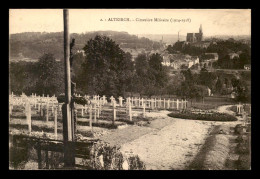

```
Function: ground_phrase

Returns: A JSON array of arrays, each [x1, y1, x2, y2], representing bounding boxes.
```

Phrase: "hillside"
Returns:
[[10, 31, 164, 60]]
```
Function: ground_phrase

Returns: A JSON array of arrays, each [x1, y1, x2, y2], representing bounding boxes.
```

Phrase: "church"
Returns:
[[185, 25, 210, 49], [186, 24, 203, 43]]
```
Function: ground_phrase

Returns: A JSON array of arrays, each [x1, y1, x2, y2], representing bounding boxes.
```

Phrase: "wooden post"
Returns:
[[164, 98, 166, 109], [151, 99, 154, 110], [97, 103, 100, 119], [176, 99, 179, 110], [51, 105, 54, 116], [167, 99, 170, 109], [129, 103, 132, 121], [40, 102, 43, 117], [89, 105, 93, 131], [81, 108, 84, 117], [113, 103, 116, 124], [94, 103, 97, 123], [37, 143, 42, 169], [26, 102, 32, 134], [46, 102, 49, 122], [63, 9, 75, 167], [63, 9, 72, 141], [54, 107, 57, 140], [45, 151, 49, 169], [34, 98, 37, 108], [143, 103, 146, 118], [38, 102, 40, 112], [99, 104, 102, 117]]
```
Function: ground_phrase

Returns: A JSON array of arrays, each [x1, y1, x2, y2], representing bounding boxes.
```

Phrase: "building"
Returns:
[[185, 25, 211, 49], [186, 24, 203, 43], [161, 53, 200, 69], [191, 41, 211, 48], [204, 53, 219, 61]]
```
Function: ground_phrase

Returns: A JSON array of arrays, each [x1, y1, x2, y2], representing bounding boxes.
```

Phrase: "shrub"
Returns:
[[234, 124, 245, 135], [236, 142, 250, 154], [237, 154, 251, 170], [236, 135, 248, 143], [117, 119, 134, 125], [77, 121, 118, 129], [9, 146, 29, 169], [168, 111, 237, 122], [84, 141, 146, 170]]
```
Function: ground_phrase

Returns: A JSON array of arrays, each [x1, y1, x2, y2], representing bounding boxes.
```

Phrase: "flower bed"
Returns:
[[168, 111, 237, 122], [77, 120, 118, 129]]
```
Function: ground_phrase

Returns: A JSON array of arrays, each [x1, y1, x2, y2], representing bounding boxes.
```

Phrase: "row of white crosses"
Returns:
[[125, 97, 188, 110], [74, 94, 188, 110], [75, 95, 188, 126], [22, 97, 59, 139]]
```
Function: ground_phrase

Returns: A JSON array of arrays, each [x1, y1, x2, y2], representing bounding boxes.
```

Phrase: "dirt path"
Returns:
[[118, 111, 214, 170], [117, 105, 243, 170]]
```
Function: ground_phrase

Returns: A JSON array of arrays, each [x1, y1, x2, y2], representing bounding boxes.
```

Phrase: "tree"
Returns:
[[134, 54, 150, 96], [35, 53, 64, 96], [215, 77, 223, 94], [80, 35, 134, 98], [148, 53, 169, 93], [198, 68, 217, 90], [231, 78, 250, 103]]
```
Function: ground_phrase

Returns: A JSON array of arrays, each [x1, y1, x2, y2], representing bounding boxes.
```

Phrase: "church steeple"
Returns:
[[199, 24, 203, 34]]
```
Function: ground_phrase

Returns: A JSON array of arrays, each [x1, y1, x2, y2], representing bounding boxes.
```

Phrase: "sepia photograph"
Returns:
[[9, 9, 251, 170]]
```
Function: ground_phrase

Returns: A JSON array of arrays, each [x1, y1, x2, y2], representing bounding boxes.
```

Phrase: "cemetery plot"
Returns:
[[9, 93, 250, 170]]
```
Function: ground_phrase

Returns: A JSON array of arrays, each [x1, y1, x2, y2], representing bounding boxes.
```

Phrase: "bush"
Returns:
[[9, 146, 29, 169], [234, 124, 245, 135], [236, 142, 250, 154], [236, 135, 248, 143], [237, 154, 251, 170], [83, 141, 146, 170], [168, 111, 237, 121], [77, 121, 118, 129]]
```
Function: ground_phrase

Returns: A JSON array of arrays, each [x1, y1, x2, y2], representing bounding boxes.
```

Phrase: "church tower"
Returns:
[[199, 24, 203, 34], [199, 24, 203, 41]]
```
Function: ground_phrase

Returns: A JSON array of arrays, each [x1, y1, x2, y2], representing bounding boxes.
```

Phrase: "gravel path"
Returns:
[[117, 105, 244, 170], [119, 114, 213, 170]]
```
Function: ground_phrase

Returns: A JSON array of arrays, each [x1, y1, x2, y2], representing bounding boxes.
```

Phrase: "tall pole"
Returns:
[[63, 9, 75, 168], [63, 9, 72, 141]]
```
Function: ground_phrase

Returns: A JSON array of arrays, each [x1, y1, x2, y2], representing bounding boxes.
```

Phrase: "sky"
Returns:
[[9, 9, 251, 36]]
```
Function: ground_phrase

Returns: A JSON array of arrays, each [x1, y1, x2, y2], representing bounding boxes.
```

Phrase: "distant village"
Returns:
[[116, 25, 251, 71]]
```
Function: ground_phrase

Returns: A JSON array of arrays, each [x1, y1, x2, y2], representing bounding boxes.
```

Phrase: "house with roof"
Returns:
[[204, 53, 219, 61]]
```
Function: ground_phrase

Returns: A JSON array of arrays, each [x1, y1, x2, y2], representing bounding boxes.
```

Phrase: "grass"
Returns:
[[168, 111, 237, 122]]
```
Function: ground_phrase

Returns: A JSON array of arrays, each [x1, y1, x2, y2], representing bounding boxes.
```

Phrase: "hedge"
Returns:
[[168, 111, 237, 122]]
